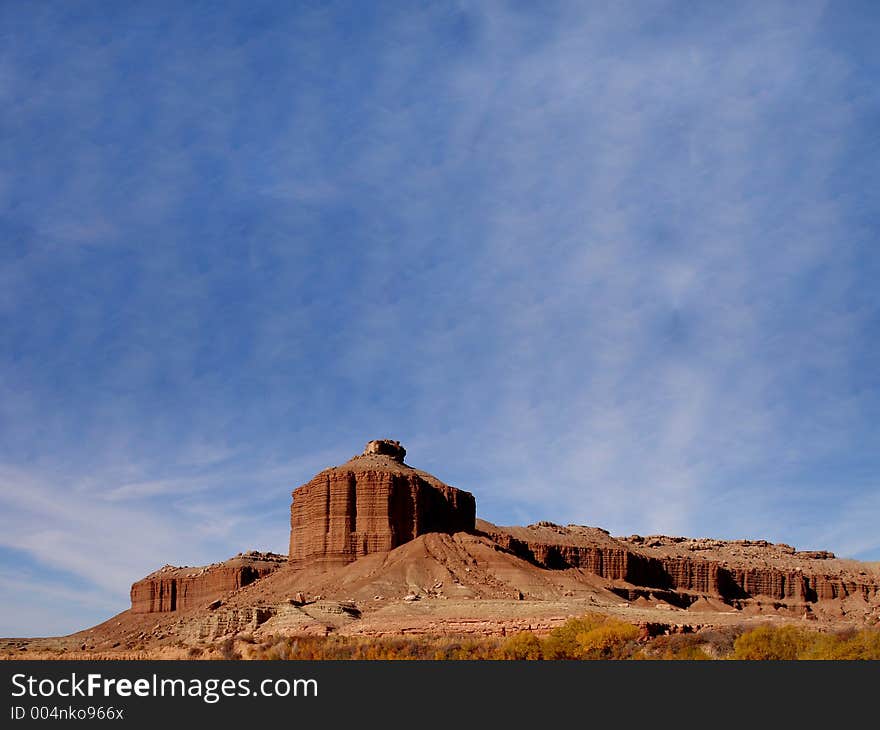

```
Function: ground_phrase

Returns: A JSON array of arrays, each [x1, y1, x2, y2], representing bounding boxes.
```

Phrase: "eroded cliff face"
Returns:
[[289, 441, 476, 566], [126, 440, 877, 624], [478, 521, 880, 606], [130, 553, 285, 613]]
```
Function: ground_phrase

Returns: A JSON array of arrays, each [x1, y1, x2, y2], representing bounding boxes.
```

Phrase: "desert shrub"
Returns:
[[661, 643, 711, 660], [733, 626, 812, 660], [542, 615, 604, 659], [436, 639, 500, 660], [576, 619, 641, 659], [694, 626, 746, 659], [247, 634, 503, 661], [734, 624, 880, 661], [640, 633, 711, 660], [800, 628, 880, 660], [259, 639, 294, 660], [216, 636, 241, 660], [231, 622, 880, 661], [542, 614, 640, 660], [500, 631, 543, 660]]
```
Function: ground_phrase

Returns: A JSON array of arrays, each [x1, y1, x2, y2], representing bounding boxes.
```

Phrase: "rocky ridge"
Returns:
[[479, 521, 879, 607], [6, 439, 877, 656], [130, 552, 286, 613]]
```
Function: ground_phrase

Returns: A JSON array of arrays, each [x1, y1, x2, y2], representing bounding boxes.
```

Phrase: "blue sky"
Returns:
[[1, 1, 879, 636]]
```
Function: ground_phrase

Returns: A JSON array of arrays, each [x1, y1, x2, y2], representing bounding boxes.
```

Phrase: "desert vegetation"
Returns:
[[235, 615, 880, 661], [730, 624, 880, 660], [5, 616, 879, 660]]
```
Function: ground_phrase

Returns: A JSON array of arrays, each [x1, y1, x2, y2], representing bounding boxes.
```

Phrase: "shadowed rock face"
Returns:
[[288, 441, 476, 567], [478, 521, 880, 606]]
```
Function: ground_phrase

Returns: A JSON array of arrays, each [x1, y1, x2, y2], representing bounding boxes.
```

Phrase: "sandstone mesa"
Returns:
[[4, 440, 879, 655]]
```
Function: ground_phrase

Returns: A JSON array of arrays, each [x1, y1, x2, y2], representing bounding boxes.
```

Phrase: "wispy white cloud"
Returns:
[[0, 1, 877, 637], [321, 0, 876, 555]]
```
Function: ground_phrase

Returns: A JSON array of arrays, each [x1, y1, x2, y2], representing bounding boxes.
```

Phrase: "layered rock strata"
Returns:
[[289, 440, 476, 566], [130, 552, 285, 613], [478, 521, 880, 605], [128, 441, 876, 622]]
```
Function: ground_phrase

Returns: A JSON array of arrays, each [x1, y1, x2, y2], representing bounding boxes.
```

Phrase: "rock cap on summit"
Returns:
[[363, 439, 406, 462]]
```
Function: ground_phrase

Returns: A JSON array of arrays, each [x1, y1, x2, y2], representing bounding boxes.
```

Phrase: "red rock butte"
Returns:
[[288, 439, 476, 567], [50, 436, 874, 653]]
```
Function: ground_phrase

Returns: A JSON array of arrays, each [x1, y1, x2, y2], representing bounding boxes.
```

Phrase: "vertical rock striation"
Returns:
[[479, 521, 880, 605], [289, 440, 476, 566], [130, 553, 285, 613]]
